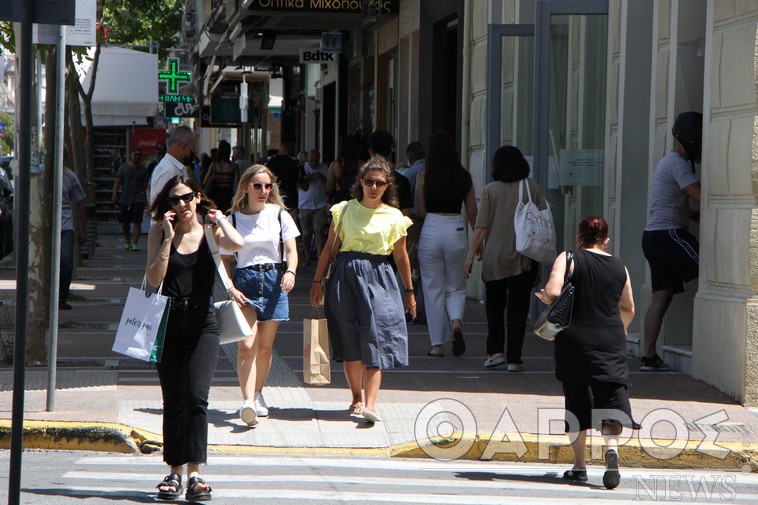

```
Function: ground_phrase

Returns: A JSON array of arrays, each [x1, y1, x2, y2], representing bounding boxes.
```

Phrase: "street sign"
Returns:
[[4, 0, 76, 25], [33, 0, 97, 47], [299, 49, 338, 64], [159, 95, 195, 104]]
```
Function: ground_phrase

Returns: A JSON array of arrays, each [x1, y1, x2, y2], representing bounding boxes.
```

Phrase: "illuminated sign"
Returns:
[[243, 0, 398, 15], [159, 95, 195, 104], [158, 58, 192, 95]]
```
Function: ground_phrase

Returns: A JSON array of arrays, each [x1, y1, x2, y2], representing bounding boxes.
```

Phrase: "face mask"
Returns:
[[183, 146, 196, 166]]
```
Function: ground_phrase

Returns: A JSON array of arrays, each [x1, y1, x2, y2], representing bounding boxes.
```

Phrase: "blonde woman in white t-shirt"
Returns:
[[221, 165, 300, 427]]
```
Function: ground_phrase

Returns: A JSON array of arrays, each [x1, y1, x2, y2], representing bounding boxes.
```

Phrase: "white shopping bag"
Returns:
[[514, 179, 556, 263], [112, 284, 171, 363]]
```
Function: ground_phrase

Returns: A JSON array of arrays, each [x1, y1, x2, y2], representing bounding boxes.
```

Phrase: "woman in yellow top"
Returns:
[[310, 157, 415, 424]]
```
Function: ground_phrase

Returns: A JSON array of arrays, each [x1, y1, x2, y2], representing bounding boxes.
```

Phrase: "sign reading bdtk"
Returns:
[[300, 49, 338, 64]]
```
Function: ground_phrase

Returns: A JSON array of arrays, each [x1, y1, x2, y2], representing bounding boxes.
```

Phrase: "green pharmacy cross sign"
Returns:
[[158, 58, 191, 95]]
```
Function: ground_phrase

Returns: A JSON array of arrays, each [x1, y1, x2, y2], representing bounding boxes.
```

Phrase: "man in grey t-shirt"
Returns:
[[640, 112, 702, 371], [112, 148, 148, 251], [61, 153, 87, 310]]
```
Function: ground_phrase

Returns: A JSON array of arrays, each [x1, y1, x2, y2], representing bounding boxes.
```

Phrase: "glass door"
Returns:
[[534, 0, 609, 250]]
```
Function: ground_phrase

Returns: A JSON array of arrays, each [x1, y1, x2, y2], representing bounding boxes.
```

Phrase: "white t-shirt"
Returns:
[[645, 152, 699, 231], [220, 203, 300, 266], [297, 162, 328, 210]]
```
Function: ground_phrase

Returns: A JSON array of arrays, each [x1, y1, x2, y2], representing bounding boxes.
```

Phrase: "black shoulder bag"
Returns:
[[534, 250, 575, 341]]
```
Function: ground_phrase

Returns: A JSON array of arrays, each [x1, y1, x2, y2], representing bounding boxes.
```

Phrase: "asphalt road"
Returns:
[[2, 450, 758, 504]]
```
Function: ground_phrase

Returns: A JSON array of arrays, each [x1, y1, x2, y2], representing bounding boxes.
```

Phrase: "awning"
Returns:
[[79, 46, 158, 127]]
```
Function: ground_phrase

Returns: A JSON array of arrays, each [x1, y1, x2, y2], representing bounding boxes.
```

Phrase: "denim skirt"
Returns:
[[233, 266, 289, 322], [324, 251, 409, 369]]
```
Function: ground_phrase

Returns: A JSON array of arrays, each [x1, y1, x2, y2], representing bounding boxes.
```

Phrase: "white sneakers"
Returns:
[[240, 392, 269, 426], [254, 391, 269, 417], [240, 400, 258, 427]]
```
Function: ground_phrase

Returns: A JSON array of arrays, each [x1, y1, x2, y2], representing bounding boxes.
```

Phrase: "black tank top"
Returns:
[[163, 233, 215, 299]]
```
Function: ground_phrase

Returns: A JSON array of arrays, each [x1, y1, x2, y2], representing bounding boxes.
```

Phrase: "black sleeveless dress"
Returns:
[[554, 249, 629, 385]]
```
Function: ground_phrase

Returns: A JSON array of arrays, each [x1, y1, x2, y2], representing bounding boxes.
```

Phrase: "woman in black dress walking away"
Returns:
[[536, 216, 637, 489]]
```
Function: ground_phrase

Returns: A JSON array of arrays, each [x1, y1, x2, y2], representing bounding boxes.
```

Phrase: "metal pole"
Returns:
[[47, 27, 66, 412], [9, 4, 34, 504]]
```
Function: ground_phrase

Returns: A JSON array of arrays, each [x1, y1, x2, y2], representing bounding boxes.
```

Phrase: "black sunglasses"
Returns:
[[251, 182, 274, 191], [362, 177, 388, 189], [167, 192, 196, 206]]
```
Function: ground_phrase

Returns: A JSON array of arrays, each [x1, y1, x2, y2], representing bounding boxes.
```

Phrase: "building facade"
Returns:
[[189, 0, 758, 404]]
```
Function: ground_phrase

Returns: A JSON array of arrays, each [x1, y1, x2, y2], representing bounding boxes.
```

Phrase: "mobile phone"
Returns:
[[198, 203, 210, 215], [171, 215, 178, 229]]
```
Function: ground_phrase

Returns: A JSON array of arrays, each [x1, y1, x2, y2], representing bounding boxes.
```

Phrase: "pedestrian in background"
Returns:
[[112, 148, 148, 251], [536, 216, 636, 489], [464, 146, 544, 371], [641, 111, 702, 371], [146, 175, 243, 502], [417, 131, 477, 357], [149, 125, 196, 206], [298, 149, 328, 265], [203, 139, 239, 212], [221, 165, 300, 427], [60, 147, 87, 310], [232, 144, 250, 174], [310, 157, 415, 424], [396, 140, 427, 324], [266, 134, 300, 223], [326, 134, 360, 205]]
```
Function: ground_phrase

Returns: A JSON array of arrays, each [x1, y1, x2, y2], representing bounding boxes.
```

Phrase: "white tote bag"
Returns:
[[204, 225, 255, 344], [112, 281, 171, 363], [514, 179, 556, 264]]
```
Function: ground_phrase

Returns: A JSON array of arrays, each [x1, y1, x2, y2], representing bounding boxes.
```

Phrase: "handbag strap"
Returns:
[[204, 224, 234, 293], [324, 203, 349, 271], [564, 250, 574, 285], [519, 179, 534, 205]]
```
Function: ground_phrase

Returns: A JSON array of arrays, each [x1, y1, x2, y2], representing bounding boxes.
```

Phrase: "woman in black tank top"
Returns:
[[146, 175, 243, 501], [536, 216, 637, 489]]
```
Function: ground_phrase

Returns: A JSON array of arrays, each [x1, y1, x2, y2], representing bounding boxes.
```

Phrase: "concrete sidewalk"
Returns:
[[1, 235, 757, 471]]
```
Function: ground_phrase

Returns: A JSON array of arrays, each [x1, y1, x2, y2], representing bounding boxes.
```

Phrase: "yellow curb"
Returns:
[[390, 433, 758, 470], [0, 420, 158, 454]]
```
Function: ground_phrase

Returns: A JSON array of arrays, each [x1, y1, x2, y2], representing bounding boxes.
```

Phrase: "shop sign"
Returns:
[[158, 58, 192, 95], [159, 95, 195, 104], [299, 49, 338, 64], [129, 128, 167, 155], [243, 0, 398, 15]]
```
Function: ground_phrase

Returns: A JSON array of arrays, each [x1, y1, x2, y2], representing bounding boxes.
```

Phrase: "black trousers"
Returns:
[[485, 265, 538, 363], [156, 300, 219, 467]]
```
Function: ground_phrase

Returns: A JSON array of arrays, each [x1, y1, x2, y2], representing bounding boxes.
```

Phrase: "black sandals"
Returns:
[[562, 469, 588, 483], [185, 475, 213, 502], [156, 473, 182, 500]]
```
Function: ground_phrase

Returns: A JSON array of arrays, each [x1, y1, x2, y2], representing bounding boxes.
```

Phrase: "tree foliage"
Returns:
[[102, 0, 183, 60], [0, 112, 14, 156]]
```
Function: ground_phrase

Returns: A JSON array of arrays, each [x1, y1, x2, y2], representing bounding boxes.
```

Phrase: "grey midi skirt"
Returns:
[[324, 251, 409, 369]]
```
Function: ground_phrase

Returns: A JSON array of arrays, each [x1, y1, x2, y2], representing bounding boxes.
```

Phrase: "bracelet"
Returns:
[[285, 269, 296, 276], [159, 253, 170, 260], [313, 280, 321, 284], [405, 287, 414, 293], [215, 215, 228, 223]]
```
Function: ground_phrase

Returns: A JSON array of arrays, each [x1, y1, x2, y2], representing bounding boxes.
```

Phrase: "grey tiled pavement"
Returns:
[[2, 234, 758, 469]]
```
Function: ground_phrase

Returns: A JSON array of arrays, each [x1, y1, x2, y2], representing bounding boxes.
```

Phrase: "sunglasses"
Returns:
[[167, 192, 196, 206], [362, 177, 388, 189], [251, 182, 274, 191]]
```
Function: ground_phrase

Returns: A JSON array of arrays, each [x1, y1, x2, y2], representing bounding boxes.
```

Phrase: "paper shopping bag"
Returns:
[[112, 286, 171, 363], [303, 317, 331, 385]]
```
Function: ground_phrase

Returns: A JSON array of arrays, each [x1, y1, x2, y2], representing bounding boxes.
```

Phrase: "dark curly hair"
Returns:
[[351, 156, 399, 208], [578, 216, 609, 248], [147, 175, 217, 221], [492, 145, 530, 182]]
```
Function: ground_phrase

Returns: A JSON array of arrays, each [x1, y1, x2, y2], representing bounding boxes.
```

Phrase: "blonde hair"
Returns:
[[230, 164, 286, 213]]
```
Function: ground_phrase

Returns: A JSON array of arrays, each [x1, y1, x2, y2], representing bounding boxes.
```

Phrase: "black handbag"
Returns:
[[534, 251, 575, 341]]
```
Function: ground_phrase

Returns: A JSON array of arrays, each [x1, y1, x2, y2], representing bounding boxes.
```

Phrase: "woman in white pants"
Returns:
[[416, 131, 477, 357]]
